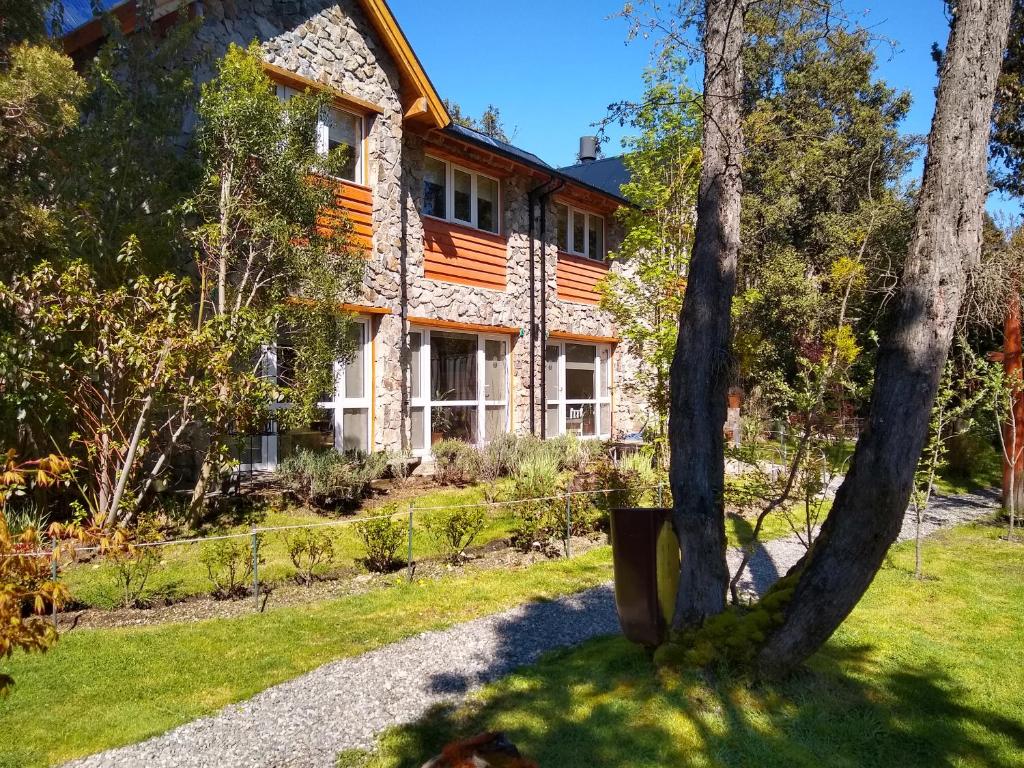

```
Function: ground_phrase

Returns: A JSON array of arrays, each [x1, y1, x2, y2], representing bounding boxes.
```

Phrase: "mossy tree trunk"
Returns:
[[756, 0, 1014, 678]]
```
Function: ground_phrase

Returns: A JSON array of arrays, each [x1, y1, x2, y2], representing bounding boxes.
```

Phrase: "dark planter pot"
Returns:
[[609, 507, 680, 648]]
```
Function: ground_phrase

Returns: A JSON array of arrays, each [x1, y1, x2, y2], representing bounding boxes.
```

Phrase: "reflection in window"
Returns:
[[572, 210, 585, 256], [555, 203, 569, 252], [545, 342, 613, 439], [432, 405, 476, 444], [588, 215, 604, 261], [485, 339, 506, 401], [430, 332, 477, 401], [423, 156, 447, 218], [453, 168, 473, 223], [477, 175, 499, 233]]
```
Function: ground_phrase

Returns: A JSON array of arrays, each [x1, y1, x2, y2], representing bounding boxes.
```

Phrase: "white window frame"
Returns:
[[276, 84, 365, 185], [544, 341, 613, 439], [243, 318, 373, 470], [555, 202, 605, 261], [409, 327, 511, 456], [422, 154, 501, 235]]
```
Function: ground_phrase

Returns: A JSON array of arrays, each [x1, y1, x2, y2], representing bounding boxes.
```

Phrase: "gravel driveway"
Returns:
[[64, 490, 998, 768]]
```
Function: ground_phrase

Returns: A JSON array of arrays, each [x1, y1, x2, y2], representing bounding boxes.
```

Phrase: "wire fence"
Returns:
[[10, 483, 669, 618]]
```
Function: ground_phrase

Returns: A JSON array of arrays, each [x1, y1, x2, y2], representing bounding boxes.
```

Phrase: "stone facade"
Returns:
[[192, 0, 651, 455]]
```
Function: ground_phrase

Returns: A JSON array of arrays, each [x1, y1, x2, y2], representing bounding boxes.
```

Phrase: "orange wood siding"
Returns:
[[319, 181, 373, 252], [557, 252, 610, 304], [423, 217, 507, 290]]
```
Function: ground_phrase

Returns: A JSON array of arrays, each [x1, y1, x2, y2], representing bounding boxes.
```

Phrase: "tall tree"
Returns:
[[757, 0, 1014, 677], [668, 0, 746, 630]]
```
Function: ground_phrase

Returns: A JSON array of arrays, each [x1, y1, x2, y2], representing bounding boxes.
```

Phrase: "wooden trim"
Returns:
[[262, 62, 385, 115], [409, 317, 520, 335], [404, 96, 429, 120], [358, 0, 449, 128], [549, 330, 621, 344], [423, 145, 514, 179], [342, 303, 392, 316]]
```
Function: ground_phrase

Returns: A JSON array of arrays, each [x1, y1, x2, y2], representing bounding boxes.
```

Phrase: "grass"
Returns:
[[61, 483, 514, 609], [357, 525, 1024, 768], [0, 548, 614, 768]]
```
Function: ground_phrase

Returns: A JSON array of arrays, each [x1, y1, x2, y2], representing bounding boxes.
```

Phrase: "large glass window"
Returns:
[[247, 318, 374, 469], [276, 84, 364, 184], [409, 328, 510, 452], [422, 155, 501, 234], [544, 341, 613, 438], [554, 202, 606, 261]]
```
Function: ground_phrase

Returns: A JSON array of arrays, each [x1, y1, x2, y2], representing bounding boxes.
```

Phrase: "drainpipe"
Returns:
[[527, 189, 537, 435], [537, 180, 564, 440]]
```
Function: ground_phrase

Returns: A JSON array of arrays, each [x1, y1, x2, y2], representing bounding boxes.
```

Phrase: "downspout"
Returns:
[[527, 189, 537, 435], [536, 179, 564, 440]]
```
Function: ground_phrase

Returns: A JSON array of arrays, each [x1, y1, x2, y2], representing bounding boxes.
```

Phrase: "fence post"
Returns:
[[407, 502, 414, 583], [656, 482, 664, 507], [565, 494, 572, 559], [251, 529, 260, 612], [50, 537, 58, 627]]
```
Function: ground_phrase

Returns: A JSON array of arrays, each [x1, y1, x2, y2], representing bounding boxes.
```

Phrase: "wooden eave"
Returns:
[[262, 62, 385, 115], [357, 0, 450, 129], [549, 330, 621, 344], [409, 316, 520, 335]]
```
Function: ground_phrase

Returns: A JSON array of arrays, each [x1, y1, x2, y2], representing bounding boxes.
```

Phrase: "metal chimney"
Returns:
[[578, 135, 599, 163]]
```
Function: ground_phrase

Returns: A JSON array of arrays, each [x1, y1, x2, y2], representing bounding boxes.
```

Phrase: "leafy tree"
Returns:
[[183, 42, 363, 512], [600, 75, 701, 439], [736, 8, 916, 417], [992, 0, 1024, 196]]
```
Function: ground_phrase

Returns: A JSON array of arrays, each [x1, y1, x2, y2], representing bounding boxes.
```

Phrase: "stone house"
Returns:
[[64, 0, 651, 466]]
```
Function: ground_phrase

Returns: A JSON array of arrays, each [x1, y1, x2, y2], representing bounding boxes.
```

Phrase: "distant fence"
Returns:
[[10, 484, 668, 618]]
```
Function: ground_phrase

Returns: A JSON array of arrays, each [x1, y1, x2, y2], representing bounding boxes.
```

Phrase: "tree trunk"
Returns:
[[668, 0, 745, 630], [756, 0, 1013, 678]]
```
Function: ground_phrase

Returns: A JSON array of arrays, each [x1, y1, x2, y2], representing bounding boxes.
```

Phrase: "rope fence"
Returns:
[[7, 483, 670, 616]]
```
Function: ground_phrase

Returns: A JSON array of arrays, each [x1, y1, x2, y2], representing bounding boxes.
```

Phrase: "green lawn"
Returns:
[[0, 548, 613, 768], [62, 483, 515, 609], [358, 525, 1024, 768]]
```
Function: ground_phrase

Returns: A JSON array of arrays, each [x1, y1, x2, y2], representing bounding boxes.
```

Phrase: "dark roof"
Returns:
[[443, 124, 630, 205], [557, 156, 630, 201], [444, 124, 552, 170], [54, 0, 127, 36]]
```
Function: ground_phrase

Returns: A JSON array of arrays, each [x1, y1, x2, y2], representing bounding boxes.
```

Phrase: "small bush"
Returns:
[[432, 439, 481, 485], [200, 537, 261, 599], [425, 505, 487, 563], [595, 449, 658, 509], [108, 517, 164, 608], [507, 452, 563, 551], [354, 505, 405, 572], [284, 528, 336, 585], [479, 433, 521, 481], [278, 449, 390, 509]]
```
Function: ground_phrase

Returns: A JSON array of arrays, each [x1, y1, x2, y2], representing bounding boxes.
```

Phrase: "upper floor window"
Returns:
[[276, 84, 364, 185], [555, 203, 605, 261], [422, 155, 501, 234]]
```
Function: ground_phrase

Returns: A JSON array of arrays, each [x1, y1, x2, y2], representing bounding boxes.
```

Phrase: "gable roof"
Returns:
[[58, 0, 450, 129], [557, 156, 630, 201]]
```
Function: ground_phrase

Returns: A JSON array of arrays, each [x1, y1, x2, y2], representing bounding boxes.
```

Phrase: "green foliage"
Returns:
[[284, 528, 336, 585], [424, 506, 487, 563], [277, 449, 388, 509], [354, 506, 405, 572], [991, 0, 1024, 196], [442, 98, 510, 142], [600, 74, 701, 433], [107, 517, 164, 609], [200, 538, 260, 599], [736, 6, 916, 417], [431, 439, 481, 486], [507, 452, 564, 550]]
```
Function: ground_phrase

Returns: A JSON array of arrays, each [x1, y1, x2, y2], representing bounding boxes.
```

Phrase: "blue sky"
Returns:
[[389, 0, 1020, 219]]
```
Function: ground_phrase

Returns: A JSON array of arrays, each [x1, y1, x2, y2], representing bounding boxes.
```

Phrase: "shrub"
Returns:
[[278, 449, 389, 509], [479, 433, 521, 481], [595, 449, 658, 510], [200, 537, 261, 598], [432, 439, 481, 486], [425, 505, 487, 563], [284, 528, 336, 585], [354, 505, 406, 572], [507, 452, 563, 551], [107, 517, 164, 608]]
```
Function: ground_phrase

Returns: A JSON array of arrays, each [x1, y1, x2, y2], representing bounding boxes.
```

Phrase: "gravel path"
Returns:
[[65, 490, 998, 768]]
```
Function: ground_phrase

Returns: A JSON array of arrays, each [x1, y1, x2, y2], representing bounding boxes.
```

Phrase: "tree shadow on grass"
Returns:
[[368, 637, 1024, 768]]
